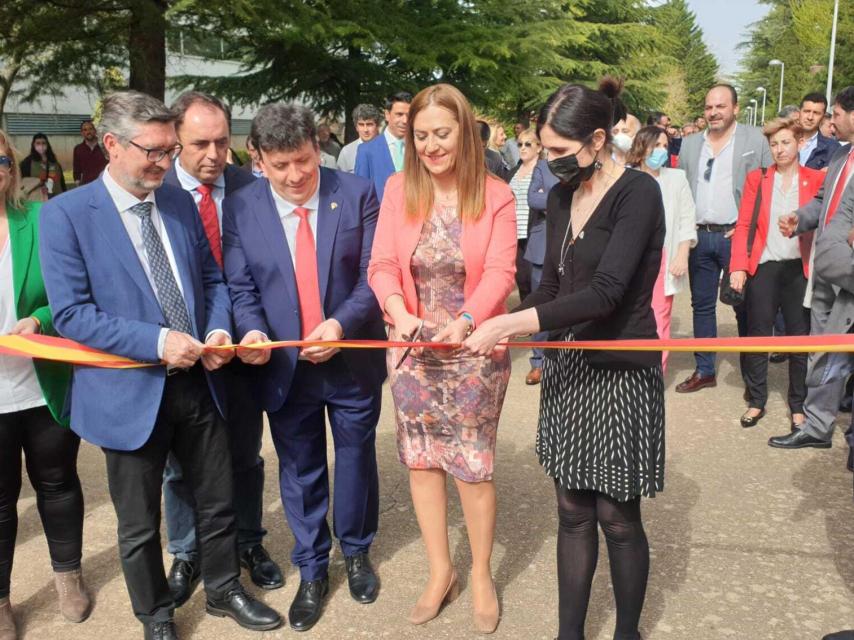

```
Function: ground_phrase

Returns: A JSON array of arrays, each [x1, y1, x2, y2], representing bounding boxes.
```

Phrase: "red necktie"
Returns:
[[293, 207, 323, 338], [196, 184, 223, 268], [825, 149, 854, 226]]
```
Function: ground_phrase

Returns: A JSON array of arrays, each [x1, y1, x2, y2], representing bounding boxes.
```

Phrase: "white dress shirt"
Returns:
[[799, 132, 819, 166], [761, 171, 801, 264], [102, 168, 189, 358], [0, 242, 45, 414], [270, 176, 321, 267], [695, 125, 739, 225], [174, 156, 226, 230]]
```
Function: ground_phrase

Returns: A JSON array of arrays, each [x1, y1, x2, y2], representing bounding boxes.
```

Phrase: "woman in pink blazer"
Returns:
[[368, 84, 516, 634]]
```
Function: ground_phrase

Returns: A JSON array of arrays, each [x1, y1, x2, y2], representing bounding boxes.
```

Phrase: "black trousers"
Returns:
[[743, 259, 809, 413], [0, 405, 83, 598], [516, 238, 532, 302], [103, 367, 239, 624]]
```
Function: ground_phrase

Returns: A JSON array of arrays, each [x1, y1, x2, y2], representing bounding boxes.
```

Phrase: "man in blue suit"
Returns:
[[39, 91, 281, 640], [354, 90, 411, 201], [160, 91, 283, 604], [223, 103, 386, 632], [800, 92, 841, 171]]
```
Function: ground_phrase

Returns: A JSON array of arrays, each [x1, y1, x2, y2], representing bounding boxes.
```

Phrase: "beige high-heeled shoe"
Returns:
[[472, 580, 499, 634], [54, 569, 92, 623], [408, 571, 460, 625]]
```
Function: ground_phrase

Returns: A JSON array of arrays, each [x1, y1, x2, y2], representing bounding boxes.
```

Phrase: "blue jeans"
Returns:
[[688, 229, 748, 377], [529, 263, 549, 369], [163, 363, 266, 561]]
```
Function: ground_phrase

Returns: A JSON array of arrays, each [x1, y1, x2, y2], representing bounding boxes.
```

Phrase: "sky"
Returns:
[[686, 0, 772, 79]]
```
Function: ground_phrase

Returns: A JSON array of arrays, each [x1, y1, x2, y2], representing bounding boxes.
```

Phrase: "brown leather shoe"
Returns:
[[675, 371, 717, 393], [0, 597, 16, 640], [525, 368, 542, 385], [54, 569, 92, 623]]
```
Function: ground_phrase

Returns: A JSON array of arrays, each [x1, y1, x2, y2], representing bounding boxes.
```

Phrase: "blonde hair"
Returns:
[[403, 84, 486, 222], [763, 115, 805, 141], [0, 129, 24, 210]]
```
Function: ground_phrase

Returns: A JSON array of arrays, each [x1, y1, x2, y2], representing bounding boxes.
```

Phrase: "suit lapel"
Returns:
[[8, 210, 32, 315], [316, 168, 341, 307], [156, 190, 198, 333], [89, 181, 161, 311], [732, 126, 747, 175], [255, 182, 299, 312]]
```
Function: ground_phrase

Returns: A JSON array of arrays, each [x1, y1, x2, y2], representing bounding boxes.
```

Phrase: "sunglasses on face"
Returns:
[[0, 156, 12, 169], [703, 157, 714, 181], [520, 141, 537, 148]]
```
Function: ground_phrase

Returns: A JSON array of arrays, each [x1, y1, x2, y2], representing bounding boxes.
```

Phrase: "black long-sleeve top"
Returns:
[[515, 169, 665, 369]]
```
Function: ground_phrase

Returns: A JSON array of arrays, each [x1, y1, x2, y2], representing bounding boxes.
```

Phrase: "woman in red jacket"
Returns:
[[729, 116, 825, 429]]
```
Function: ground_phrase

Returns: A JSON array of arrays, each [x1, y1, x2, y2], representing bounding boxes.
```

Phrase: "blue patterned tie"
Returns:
[[129, 202, 193, 335]]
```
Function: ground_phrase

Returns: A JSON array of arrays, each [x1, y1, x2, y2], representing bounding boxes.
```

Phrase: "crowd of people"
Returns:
[[0, 72, 853, 640]]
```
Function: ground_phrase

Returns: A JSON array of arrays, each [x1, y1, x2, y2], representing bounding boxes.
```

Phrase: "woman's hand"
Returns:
[[669, 253, 689, 278], [9, 317, 39, 335], [392, 312, 424, 342], [462, 315, 512, 357], [430, 317, 471, 358], [729, 270, 747, 294]]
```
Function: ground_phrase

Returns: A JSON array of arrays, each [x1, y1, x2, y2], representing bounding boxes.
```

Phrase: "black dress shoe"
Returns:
[[144, 621, 178, 640], [240, 544, 284, 590], [289, 577, 329, 632], [346, 553, 379, 604], [206, 584, 283, 631], [768, 428, 832, 449], [167, 559, 200, 608], [740, 409, 766, 428], [822, 632, 854, 639], [769, 352, 788, 364], [848, 448, 853, 473]]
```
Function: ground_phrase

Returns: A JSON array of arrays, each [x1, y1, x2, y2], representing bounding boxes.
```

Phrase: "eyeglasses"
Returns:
[[703, 157, 714, 182], [520, 141, 537, 148], [0, 156, 11, 170], [127, 139, 183, 163]]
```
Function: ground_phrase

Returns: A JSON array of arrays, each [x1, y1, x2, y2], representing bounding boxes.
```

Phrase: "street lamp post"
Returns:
[[745, 105, 754, 126], [769, 59, 785, 112], [827, 0, 840, 105], [756, 87, 767, 125], [749, 99, 758, 126]]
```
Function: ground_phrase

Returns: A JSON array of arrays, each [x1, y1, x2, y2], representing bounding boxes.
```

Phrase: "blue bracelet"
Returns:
[[460, 312, 475, 330]]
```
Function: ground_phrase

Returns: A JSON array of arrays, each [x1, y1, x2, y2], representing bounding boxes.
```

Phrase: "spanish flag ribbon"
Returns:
[[2, 333, 854, 369]]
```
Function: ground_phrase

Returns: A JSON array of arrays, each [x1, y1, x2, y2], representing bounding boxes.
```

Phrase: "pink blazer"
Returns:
[[368, 172, 517, 327]]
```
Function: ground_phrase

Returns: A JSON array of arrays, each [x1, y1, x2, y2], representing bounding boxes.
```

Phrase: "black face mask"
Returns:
[[547, 152, 598, 189]]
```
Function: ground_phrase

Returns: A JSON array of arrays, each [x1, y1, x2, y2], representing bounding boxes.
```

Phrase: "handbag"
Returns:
[[719, 167, 767, 306]]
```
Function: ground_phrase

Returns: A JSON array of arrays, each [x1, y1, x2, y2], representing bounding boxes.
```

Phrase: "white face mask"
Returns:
[[612, 132, 633, 154]]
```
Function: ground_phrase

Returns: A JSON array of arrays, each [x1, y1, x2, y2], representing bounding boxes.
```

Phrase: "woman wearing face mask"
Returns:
[[626, 126, 697, 371], [18, 134, 66, 201], [728, 116, 824, 429], [368, 84, 516, 633], [0, 130, 89, 640], [611, 113, 640, 166], [463, 77, 665, 640]]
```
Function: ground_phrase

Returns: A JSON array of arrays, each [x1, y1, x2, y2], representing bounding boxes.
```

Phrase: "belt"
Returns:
[[696, 223, 735, 233]]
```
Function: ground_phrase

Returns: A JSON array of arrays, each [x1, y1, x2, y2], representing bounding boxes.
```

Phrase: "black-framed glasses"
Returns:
[[703, 157, 714, 181], [0, 156, 12, 170], [127, 139, 183, 163], [520, 141, 537, 148]]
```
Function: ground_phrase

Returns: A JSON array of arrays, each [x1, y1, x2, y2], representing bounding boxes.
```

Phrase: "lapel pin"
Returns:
[[331, 202, 338, 210]]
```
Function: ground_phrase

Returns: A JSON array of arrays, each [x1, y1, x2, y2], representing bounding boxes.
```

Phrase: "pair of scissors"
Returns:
[[395, 319, 424, 370]]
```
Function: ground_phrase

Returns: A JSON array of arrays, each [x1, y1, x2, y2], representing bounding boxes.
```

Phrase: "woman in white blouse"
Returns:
[[627, 126, 697, 371]]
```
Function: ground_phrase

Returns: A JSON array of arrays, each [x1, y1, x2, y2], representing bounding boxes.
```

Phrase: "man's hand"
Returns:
[[237, 330, 272, 366], [9, 317, 39, 335], [300, 319, 344, 364], [162, 331, 205, 369], [779, 213, 799, 238], [201, 331, 234, 371]]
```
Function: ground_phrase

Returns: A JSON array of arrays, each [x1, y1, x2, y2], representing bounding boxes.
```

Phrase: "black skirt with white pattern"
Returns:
[[537, 335, 665, 502]]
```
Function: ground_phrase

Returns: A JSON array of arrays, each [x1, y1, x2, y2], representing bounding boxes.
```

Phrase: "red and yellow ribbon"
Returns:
[[3, 333, 854, 369]]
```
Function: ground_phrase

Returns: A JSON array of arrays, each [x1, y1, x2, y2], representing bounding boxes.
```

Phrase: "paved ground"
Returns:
[[8, 294, 854, 639]]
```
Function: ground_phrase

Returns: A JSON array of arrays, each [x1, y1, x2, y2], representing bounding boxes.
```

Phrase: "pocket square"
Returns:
[[742, 150, 755, 157]]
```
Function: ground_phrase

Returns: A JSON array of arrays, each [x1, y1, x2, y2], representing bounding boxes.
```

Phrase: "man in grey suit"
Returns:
[[675, 84, 772, 393], [769, 86, 854, 450]]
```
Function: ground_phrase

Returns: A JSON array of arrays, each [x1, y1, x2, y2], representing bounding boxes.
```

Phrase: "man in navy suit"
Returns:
[[223, 103, 386, 632], [39, 91, 281, 640], [800, 92, 841, 171], [354, 90, 411, 201], [160, 91, 283, 604]]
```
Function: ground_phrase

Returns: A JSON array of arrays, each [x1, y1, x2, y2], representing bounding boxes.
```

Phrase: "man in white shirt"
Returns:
[[354, 91, 412, 201], [337, 104, 382, 173]]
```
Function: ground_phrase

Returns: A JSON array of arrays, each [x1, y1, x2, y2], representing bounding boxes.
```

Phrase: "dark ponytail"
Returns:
[[536, 76, 626, 143]]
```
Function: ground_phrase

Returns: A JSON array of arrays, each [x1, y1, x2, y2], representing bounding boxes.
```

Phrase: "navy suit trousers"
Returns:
[[268, 358, 381, 581]]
